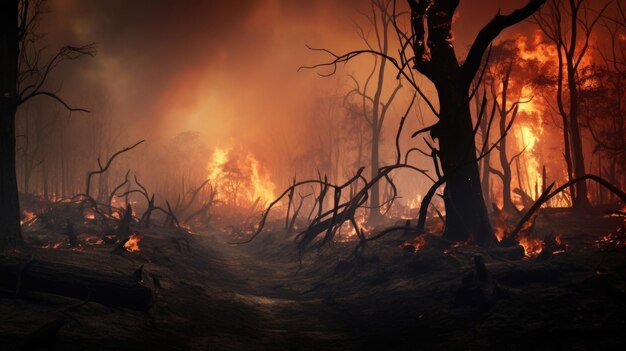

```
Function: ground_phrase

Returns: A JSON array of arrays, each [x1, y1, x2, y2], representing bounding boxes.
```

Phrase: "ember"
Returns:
[[123, 233, 144, 252], [518, 235, 544, 257], [20, 210, 37, 226]]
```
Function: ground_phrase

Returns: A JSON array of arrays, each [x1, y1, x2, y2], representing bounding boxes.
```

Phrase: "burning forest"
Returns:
[[1, 0, 626, 350]]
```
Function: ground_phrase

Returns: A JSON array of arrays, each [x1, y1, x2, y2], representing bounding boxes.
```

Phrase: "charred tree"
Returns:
[[534, 0, 609, 210], [0, 0, 93, 250], [346, 0, 402, 223], [485, 40, 534, 213], [0, 0, 22, 250], [303, 0, 546, 246], [405, 0, 546, 245]]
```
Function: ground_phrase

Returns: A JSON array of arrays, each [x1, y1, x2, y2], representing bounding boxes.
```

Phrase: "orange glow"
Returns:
[[408, 194, 422, 210], [595, 226, 626, 248], [518, 235, 543, 257], [21, 210, 37, 226], [337, 211, 369, 242], [206, 146, 276, 208], [494, 211, 514, 242], [42, 241, 64, 249], [402, 236, 425, 253], [124, 233, 144, 252], [495, 226, 507, 242], [83, 235, 105, 245]]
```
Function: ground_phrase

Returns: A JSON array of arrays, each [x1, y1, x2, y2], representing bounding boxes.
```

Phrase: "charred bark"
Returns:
[[406, 0, 545, 246], [0, 0, 22, 251]]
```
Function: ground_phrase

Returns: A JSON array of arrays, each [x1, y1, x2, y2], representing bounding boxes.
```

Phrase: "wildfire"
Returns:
[[402, 235, 426, 253], [407, 194, 421, 210], [336, 212, 368, 242], [123, 233, 144, 252], [206, 146, 276, 208], [516, 123, 542, 189], [42, 241, 64, 249], [21, 210, 37, 226], [518, 235, 544, 257], [83, 235, 105, 245], [595, 225, 626, 249], [495, 226, 507, 242]]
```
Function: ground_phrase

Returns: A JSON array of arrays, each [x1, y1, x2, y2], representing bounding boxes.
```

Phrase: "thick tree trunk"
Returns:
[[404, 0, 547, 247], [0, 103, 22, 250], [0, 0, 22, 251], [434, 86, 493, 246]]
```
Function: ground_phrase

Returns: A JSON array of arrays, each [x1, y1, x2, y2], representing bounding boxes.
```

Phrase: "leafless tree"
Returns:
[[0, 0, 95, 250], [533, 0, 610, 210], [301, 0, 546, 246], [345, 0, 403, 223]]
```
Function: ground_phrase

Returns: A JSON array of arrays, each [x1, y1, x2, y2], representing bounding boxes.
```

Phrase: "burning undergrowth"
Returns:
[[19, 195, 147, 254]]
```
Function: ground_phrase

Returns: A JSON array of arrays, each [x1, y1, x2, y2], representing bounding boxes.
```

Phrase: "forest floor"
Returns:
[[1, 208, 626, 350]]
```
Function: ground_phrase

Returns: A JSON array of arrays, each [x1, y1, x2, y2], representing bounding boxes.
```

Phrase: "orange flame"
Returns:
[[518, 235, 543, 257], [42, 241, 64, 249], [123, 233, 144, 252], [21, 210, 37, 226], [402, 235, 426, 252], [206, 146, 276, 208]]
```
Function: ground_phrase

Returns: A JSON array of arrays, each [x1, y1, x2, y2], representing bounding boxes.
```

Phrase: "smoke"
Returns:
[[24, 0, 609, 206]]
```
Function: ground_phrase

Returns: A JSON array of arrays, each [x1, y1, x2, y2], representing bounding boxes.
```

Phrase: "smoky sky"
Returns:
[[34, 0, 609, 184]]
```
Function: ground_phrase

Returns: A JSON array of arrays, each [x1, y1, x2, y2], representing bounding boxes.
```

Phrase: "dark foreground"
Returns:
[[1, 210, 626, 350]]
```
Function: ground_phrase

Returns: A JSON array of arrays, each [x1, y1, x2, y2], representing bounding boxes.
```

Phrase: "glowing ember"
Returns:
[[518, 235, 543, 257], [494, 211, 514, 242], [83, 235, 105, 245], [21, 210, 37, 226], [338, 212, 369, 242], [84, 211, 96, 220], [595, 226, 626, 248], [42, 241, 64, 249], [123, 233, 144, 252], [402, 236, 426, 253], [495, 227, 506, 242], [206, 146, 276, 208]]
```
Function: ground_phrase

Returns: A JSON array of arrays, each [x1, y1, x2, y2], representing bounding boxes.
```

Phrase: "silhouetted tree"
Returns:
[[345, 0, 402, 223], [534, 0, 609, 210], [0, 0, 94, 250], [305, 0, 546, 246], [485, 40, 536, 213]]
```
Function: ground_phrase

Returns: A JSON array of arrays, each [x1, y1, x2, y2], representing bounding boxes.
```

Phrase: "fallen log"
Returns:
[[0, 255, 152, 311]]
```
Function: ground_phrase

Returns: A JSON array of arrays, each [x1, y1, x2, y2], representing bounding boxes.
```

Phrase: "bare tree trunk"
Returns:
[[406, 0, 544, 245], [475, 90, 491, 203], [0, 0, 22, 250], [496, 67, 516, 213], [435, 86, 493, 245], [42, 159, 48, 200], [567, 64, 590, 209], [370, 125, 382, 222]]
